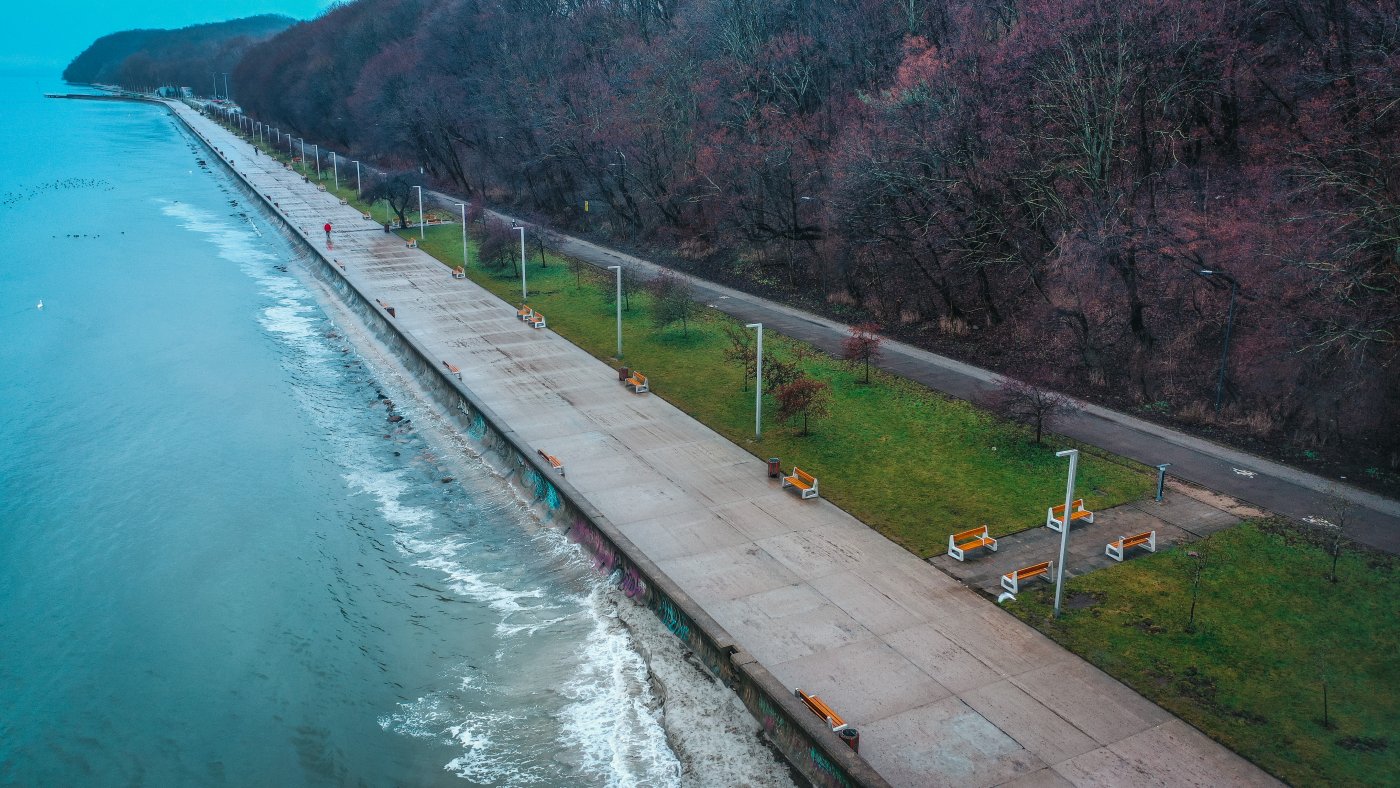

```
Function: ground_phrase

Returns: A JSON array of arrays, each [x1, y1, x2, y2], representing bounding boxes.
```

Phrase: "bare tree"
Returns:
[[648, 271, 698, 335], [841, 322, 884, 384], [776, 377, 832, 436], [722, 323, 758, 390], [993, 378, 1071, 445], [1321, 491, 1355, 583], [364, 171, 418, 230]]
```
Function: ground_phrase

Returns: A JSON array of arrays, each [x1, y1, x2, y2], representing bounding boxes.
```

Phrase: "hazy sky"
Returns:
[[4, 0, 336, 71]]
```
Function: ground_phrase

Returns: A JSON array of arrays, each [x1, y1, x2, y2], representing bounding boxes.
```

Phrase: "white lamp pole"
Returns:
[[332, 153, 339, 190], [454, 202, 468, 269], [298, 138, 305, 172], [353, 161, 361, 195], [413, 186, 425, 238], [515, 225, 528, 299], [608, 265, 622, 358], [313, 144, 321, 178], [1052, 448, 1079, 618], [747, 323, 764, 439]]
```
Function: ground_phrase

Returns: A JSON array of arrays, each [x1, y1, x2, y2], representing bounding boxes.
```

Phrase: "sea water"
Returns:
[[0, 73, 793, 787]]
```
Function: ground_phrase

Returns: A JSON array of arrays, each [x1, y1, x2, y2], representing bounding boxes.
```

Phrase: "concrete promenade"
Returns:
[[172, 103, 1277, 787]]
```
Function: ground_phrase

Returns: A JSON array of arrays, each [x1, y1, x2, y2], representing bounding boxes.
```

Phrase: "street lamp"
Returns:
[[1198, 269, 1239, 413], [313, 144, 321, 179], [352, 160, 361, 195], [747, 323, 764, 439], [412, 186, 425, 239], [222, 73, 229, 101], [514, 224, 527, 299], [297, 138, 305, 172], [454, 202, 469, 270], [1051, 448, 1080, 618], [608, 265, 623, 358], [331, 152, 339, 190]]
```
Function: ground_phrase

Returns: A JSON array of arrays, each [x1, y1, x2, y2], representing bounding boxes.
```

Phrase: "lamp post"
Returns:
[[608, 265, 623, 358], [747, 323, 764, 439], [1052, 448, 1079, 618], [313, 144, 321, 179], [211, 73, 218, 99], [331, 152, 339, 190], [352, 161, 361, 195], [298, 138, 305, 172], [412, 186, 425, 239], [222, 73, 229, 101], [514, 224, 527, 299], [1199, 269, 1239, 413], [454, 202, 469, 270]]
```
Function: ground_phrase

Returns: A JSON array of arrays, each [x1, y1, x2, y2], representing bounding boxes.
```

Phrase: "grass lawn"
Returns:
[[403, 223, 1150, 556], [1005, 520, 1398, 786]]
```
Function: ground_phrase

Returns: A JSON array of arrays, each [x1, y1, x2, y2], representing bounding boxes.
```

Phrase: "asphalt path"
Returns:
[[429, 194, 1400, 554]]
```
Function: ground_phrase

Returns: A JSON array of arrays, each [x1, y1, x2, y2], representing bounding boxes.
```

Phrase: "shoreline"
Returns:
[[155, 97, 885, 787]]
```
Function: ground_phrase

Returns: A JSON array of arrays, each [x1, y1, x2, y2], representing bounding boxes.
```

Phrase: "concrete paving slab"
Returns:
[[774, 638, 952, 722], [1010, 661, 1173, 745], [709, 582, 876, 664], [1105, 719, 1279, 787], [856, 697, 1045, 788], [960, 679, 1101, 765], [882, 623, 1005, 694], [996, 768, 1078, 788]]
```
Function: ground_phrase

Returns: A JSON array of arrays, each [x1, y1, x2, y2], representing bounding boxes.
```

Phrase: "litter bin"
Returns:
[[767, 458, 782, 479], [839, 727, 860, 753], [618, 366, 630, 382]]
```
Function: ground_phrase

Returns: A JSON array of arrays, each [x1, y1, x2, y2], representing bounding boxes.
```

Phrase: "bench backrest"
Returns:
[[1120, 531, 1153, 546], [1017, 561, 1051, 578], [1049, 498, 1085, 516], [952, 525, 988, 543], [794, 468, 815, 485], [633, 372, 647, 383]]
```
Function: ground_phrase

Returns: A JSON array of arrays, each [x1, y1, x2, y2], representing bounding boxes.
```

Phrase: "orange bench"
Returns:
[[537, 449, 564, 475], [452, 266, 466, 279], [516, 304, 534, 321], [441, 360, 462, 381], [795, 689, 847, 732], [529, 311, 546, 329], [625, 371, 649, 393], [781, 467, 819, 499], [947, 525, 998, 562], [1001, 560, 1053, 594], [1046, 498, 1094, 532], [405, 238, 418, 248], [1106, 530, 1156, 562]]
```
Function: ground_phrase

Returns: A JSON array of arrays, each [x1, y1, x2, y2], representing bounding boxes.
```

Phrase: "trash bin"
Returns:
[[618, 366, 630, 382], [839, 728, 860, 753], [767, 458, 782, 478]]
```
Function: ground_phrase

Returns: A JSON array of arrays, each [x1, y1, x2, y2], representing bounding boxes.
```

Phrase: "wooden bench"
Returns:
[[626, 371, 649, 393], [516, 305, 534, 321], [452, 266, 466, 279], [362, 211, 372, 220], [1001, 560, 1054, 594], [794, 689, 848, 732], [782, 467, 819, 499], [529, 312, 546, 329], [405, 238, 418, 248], [1046, 498, 1094, 532], [376, 299, 396, 318], [1106, 530, 1156, 562], [441, 360, 461, 381], [947, 525, 998, 562], [537, 449, 564, 475]]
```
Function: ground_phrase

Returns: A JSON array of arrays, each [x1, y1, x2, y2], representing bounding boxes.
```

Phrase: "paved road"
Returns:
[[451, 200, 1400, 554], [179, 104, 1278, 787]]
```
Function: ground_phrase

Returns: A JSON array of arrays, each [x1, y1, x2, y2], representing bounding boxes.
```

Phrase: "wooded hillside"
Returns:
[[64, 15, 293, 91], [111, 1, 1400, 477]]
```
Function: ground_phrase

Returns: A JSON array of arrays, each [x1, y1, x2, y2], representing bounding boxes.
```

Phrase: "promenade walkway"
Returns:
[[172, 102, 1276, 787]]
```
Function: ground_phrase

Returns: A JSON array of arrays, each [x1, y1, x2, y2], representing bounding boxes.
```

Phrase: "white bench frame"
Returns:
[[1046, 498, 1094, 532], [530, 313, 547, 329], [1001, 560, 1054, 594], [1105, 530, 1156, 561], [626, 372, 649, 393], [781, 467, 819, 499], [947, 525, 998, 562]]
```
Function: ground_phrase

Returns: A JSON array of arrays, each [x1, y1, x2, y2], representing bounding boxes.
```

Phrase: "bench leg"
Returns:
[[1106, 543, 1123, 562], [1001, 574, 1018, 594], [949, 546, 964, 562]]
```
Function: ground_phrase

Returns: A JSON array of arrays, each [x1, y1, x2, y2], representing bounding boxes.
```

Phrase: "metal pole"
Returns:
[[1214, 281, 1238, 413], [223, 73, 229, 101], [609, 266, 622, 358], [1155, 463, 1171, 502], [353, 161, 361, 195], [516, 225, 527, 299], [1052, 449, 1079, 618], [212, 74, 217, 99], [332, 153, 339, 190], [313, 144, 321, 178], [298, 139, 305, 172], [747, 323, 764, 439], [414, 186, 425, 239], [455, 203, 468, 269]]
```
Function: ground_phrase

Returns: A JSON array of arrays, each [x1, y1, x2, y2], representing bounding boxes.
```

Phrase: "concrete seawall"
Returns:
[[159, 98, 884, 788]]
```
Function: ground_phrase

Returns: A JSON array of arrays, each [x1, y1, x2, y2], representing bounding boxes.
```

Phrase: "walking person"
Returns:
[[324, 221, 333, 247]]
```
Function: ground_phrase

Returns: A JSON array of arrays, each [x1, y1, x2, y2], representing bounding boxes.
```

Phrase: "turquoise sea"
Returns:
[[0, 73, 790, 787]]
